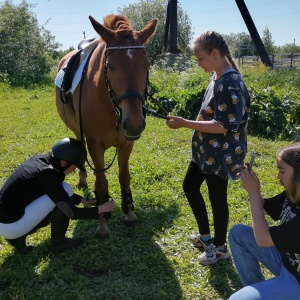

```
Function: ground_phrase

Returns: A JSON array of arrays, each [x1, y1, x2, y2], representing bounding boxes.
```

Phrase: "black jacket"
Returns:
[[0, 152, 98, 223]]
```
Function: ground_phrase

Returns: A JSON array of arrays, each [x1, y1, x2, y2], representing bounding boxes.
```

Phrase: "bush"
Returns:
[[0, 1, 60, 87], [148, 60, 300, 139], [247, 84, 300, 138], [148, 60, 208, 119]]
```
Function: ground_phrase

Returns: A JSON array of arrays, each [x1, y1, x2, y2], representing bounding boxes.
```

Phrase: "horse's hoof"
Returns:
[[124, 219, 139, 227], [95, 232, 110, 240]]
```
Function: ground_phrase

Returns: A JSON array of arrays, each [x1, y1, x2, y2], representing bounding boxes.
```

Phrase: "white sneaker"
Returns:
[[199, 244, 231, 266], [189, 234, 213, 249]]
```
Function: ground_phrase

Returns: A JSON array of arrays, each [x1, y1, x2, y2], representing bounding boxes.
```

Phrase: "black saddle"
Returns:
[[78, 37, 97, 50], [61, 49, 82, 96], [59, 37, 97, 104]]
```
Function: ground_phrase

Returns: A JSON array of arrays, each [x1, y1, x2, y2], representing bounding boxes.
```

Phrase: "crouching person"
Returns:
[[228, 143, 300, 300], [0, 137, 116, 254]]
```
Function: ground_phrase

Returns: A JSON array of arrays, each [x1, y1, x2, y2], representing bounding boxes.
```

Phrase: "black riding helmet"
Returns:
[[52, 138, 87, 171]]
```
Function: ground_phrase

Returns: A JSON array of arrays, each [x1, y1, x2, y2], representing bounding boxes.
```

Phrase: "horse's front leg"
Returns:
[[118, 141, 138, 226], [86, 139, 110, 239], [94, 172, 111, 239]]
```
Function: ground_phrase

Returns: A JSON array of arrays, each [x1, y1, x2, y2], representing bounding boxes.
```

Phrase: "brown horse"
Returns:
[[55, 14, 157, 238]]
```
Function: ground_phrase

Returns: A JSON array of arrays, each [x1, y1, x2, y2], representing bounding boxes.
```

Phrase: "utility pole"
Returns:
[[158, 0, 187, 69], [169, 0, 178, 53], [235, 0, 273, 67]]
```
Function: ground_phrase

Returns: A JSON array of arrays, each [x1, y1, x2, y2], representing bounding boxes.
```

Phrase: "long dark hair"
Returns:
[[278, 143, 300, 203]]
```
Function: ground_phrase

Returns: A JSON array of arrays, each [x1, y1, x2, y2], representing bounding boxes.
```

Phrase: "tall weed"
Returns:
[[149, 61, 300, 139]]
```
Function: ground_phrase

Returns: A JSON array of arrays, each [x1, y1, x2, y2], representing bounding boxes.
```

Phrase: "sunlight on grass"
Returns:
[[0, 80, 296, 299]]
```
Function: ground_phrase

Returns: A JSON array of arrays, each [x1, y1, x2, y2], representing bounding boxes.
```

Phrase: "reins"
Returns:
[[144, 76, 169, 119], [104, 45, 147, 115], [72, 43, 169, 174], [77, 44, 121, 174], [64, 42, 169, 174], [104, 45, 169, 121], [78, 44, 159, 174]]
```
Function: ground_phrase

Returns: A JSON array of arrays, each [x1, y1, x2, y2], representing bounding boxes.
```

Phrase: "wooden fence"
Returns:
[[240, 53, 300, 69]]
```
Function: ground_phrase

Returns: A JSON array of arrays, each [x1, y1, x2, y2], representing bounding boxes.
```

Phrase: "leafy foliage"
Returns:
[[0, 0, 60, 87], [148, 61, 208, 119], [243, 65, 300, 138], [262, 26, 276, 55], [223, 31, 300, 58], [277, 43, 300, 54], [223, 32, 256, 58], [148, 61, 300, 139], [117, 0, 193, 63]]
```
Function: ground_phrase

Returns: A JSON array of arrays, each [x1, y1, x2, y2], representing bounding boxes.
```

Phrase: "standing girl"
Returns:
[[166, 31, 250, 265], [228, 143, 300, 300]]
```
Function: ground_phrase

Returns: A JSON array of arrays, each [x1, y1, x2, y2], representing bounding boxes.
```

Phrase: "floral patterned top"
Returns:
[[191, 70, 250, 180]]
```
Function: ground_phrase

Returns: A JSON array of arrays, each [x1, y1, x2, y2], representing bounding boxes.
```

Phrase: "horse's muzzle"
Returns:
[[122, 118, 146, 140]]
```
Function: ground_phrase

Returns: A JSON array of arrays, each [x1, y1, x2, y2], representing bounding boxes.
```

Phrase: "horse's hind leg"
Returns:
[[75, 136, 88, 189], [55, 92, 89, 190], [118, 142, 138, 226]]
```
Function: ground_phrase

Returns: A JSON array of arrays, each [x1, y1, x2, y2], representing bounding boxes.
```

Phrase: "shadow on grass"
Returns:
[[206, 257, 242, 299], [0, 203, 183, 300]]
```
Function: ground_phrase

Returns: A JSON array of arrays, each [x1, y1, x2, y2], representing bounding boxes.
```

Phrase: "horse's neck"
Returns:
[[85, 42, 105, 80]]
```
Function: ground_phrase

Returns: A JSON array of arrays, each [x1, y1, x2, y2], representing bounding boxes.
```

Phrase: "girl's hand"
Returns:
[[98, 200, 116, 214], [165, 115, 185, 129], [81, 197, 97, 206], [238, 168, 261, 195]]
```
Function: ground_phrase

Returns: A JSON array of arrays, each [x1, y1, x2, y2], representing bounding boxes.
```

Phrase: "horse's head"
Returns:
[[89, 14, 158, 140]]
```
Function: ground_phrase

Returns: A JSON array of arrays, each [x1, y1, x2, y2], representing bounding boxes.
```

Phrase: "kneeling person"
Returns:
[[0, 138, 116, 254]]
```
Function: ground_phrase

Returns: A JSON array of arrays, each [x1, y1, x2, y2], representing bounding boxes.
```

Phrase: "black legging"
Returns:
[[183, 160, 229, 246]]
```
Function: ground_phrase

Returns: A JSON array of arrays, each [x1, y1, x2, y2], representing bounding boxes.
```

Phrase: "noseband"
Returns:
[[104, 45, 149, 120], [78, 45, 149, 174]]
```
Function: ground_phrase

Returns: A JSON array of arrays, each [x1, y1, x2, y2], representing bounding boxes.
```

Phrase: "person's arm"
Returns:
[[40, 171, 116, 219], [165, 115, 227, 134], [97, 201, 116, 214], [239, 168, 274, 247]]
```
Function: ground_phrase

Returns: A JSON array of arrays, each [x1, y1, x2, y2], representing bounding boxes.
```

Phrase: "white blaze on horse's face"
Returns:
[[126, 49, 133, 60]]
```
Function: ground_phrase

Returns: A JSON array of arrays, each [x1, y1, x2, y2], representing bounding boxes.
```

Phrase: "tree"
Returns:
[[223, 32, 256, 58], [0, 0, 60, 86], [117, 0, 193, 63], [277, 43, 300, 54], [262, 26, 276, 55]]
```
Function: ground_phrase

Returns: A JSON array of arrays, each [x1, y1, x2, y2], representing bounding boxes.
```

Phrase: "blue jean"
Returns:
[[228, 224, 300, 300]]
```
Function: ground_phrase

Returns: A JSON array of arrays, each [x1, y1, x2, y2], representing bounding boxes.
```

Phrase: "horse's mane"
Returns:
[[103, 14, 133, 37]]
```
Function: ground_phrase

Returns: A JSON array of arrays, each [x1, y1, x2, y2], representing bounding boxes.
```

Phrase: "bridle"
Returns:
[[79, 44, 154, 173], [103, 45, 149, 127], [105, 45, 169, 120]]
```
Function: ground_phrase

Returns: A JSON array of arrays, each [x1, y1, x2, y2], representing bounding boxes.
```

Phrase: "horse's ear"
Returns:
[[135, 19, 158, 45], [89, 16, 116, 43]]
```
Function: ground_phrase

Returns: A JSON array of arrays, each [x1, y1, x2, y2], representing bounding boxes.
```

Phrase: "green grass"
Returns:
[[0, 82, 290, 299]]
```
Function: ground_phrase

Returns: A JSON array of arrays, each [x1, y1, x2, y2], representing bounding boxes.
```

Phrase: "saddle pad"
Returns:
[[54, 52, 91, 94], [54, 39, 98, 94]]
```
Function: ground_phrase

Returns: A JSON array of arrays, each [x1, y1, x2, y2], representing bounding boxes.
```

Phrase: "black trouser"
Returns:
[[183, 161, 229, 246]]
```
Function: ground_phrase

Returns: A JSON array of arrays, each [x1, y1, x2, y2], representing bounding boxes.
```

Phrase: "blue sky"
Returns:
[[12, 0, 300, 49]]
